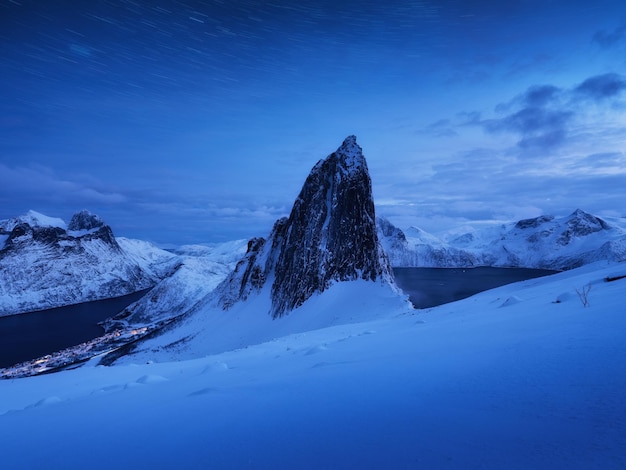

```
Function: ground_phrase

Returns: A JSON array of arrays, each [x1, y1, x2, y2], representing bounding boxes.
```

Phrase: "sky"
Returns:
[[1, 0, 626, 246]]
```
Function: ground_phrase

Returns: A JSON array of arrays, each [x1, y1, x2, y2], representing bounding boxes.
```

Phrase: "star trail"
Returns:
[[1, 0, 625, 244]]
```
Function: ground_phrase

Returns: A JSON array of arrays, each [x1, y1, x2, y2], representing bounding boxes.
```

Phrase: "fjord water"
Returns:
[[393, 267, 559, 309], [0, 289, 149, 368], [0, 268, 557, 369]]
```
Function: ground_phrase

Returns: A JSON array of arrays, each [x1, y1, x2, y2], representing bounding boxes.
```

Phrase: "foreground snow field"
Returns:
[[1, 261, 625, 469]]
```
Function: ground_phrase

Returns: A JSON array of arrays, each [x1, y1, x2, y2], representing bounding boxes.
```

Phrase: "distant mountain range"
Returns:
[[0, 210, 176, 316], [378, 209, 626, 270], [2, 206, 624, 320], [2, 207, 624, 320]]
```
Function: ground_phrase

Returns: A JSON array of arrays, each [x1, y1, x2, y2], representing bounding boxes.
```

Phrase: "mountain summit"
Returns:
[[216, 135, 394, 317], [68, 209, 106, 232]]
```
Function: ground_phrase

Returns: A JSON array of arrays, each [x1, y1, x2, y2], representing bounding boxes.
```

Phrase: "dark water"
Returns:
[[0, 290, 149, 368], [393, 267, 558, 309]]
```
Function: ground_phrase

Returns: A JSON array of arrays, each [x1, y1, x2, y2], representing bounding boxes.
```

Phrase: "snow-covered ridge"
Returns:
[[0, 209, 66, 232], [0, 210, 175, 316], [377, 217, 477, 268], [378, 209, 626, 270]]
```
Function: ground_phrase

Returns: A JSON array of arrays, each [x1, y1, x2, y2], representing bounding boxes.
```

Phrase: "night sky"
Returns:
[[2, 0, 626, 245]]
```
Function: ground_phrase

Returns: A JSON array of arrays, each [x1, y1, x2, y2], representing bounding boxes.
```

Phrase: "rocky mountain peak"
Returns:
[[0, 210, 118, 255], [336, 134, 364, 168], [68, 210, 105, 231], [310, 135, 365, 177], [515, 214, 555, 230], [562, 209, 611, 238], [215, 135, 394, 317]]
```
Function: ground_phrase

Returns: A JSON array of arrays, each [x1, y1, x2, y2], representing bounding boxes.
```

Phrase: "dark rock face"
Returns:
[[272, 135, 391, 315], [68, 210, 105, 231], [215, 135, 393, 317], [216, 219, 285, 310], [515, 215, 554, 230], [66, 209, 119, 248], [218, 236, 268, 310], [1, 211, 119, 255], [3, 223, 68, 252]]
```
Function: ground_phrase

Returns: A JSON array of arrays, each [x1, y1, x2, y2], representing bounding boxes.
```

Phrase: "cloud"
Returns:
[[593, 23, 626, 48], [132, 199, 288, 244], [574, 73, 626, 100], [469, 73, 626, 154], [0, 164, 126, 210], [573, 152, 626, 175], [483, 107, 573, 151], [493, 85, 563, 113], [379, 74, 626, 235], [417, 119, 458, 138], [377, 142, 626, 236], [0, 163, 290, 244], [486, 107, 572, 135], [516, 129, 568, 150], [521, 85, 561, 107]]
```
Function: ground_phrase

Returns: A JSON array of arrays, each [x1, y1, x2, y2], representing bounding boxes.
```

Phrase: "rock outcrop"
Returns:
[[215, 135, 394, 317], [68, 209, 105, 232]]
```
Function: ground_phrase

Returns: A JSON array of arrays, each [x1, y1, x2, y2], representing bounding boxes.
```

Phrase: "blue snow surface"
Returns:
[[0, 262, 625, 469]]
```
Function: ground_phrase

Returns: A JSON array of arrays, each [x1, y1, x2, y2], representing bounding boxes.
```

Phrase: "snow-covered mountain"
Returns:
[[377, 217, 479, 267], [107, 136, 408, 364], [379, 209, 626, 269], [0, 210, 175, 316], [102, 240, 248, 332], [214, 135, 396, 318]]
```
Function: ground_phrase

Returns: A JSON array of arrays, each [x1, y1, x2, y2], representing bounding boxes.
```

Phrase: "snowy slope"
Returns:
[[102, 241, 247, 332], [0, 261, 624, 469], [112, 278, 410, 364], [116, 237, 178, 279], [173, 239, 248, 265], [0, 210, 172, 316], [379, 210, 626, 269]]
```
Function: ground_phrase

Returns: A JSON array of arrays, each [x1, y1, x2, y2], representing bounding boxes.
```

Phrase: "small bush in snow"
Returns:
[[575, 284, 592, 307]]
